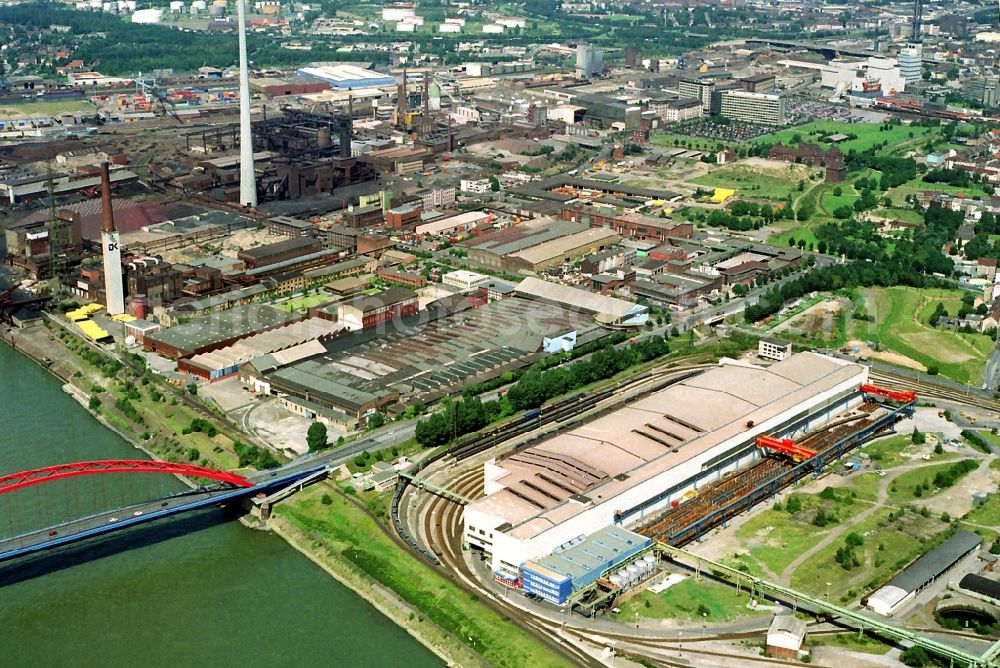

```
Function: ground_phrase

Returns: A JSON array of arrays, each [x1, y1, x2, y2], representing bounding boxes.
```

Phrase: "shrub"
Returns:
[[321, 493, 333, 505]]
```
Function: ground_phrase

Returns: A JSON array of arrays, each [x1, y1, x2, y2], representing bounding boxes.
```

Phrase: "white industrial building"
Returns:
[[463, 353, 869, 579], [779, 57, 905, 98]]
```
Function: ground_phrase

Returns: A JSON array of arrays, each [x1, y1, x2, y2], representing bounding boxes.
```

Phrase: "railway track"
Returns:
[[868, 369, 1000, 413], [421, 467, 607, 667]]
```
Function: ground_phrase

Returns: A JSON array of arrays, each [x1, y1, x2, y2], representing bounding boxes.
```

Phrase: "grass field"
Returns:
[[966, 494, 1000, 527], [861, 434, 915, 469], [752, 121, 940, 155], [650, 133, 728, 152], [789, 508, 948, 600], [863, 287, 993, 384], [820, 188, 859, 215], [0, 99, 94, 118], [621, 577, 766, 622], [690, 164, 809, 200], [887, 460, 980, 504], [878, 207, 924, 225], [885, 177, 990, 207], [732, 500, 839, 575], [280, 293, 330, 311], [278, 488, 568, 668], [809, 632, 893, 655]]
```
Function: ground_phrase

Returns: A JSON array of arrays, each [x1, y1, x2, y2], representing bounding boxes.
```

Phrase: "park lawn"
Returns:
[[809, 632, 893, 655], [752, 121, 940, 155], [863, 287, 992, 384], [887, 460, 981, 504], [886, 177, 990, 207], [621, 576, 765, 622], [789, 508, 948, 600], [690, 165, 807, 200], [966, 493, 1000, 527], [278, 488, 569, 668], [0, 99, 95, 118]]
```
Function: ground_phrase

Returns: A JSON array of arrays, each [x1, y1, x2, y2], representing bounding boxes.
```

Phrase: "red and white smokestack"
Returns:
[[100, 161, 115, 233], [99, 161, 125, 315]]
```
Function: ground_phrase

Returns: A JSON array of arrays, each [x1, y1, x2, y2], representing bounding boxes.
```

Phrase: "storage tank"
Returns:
[[609, 575, 623, 588], [316, 127, 331, 148], [170, 1, 185, 11], [131, 8, 163, 22], [626, 564, 640, 583], [131, 294, 148, 320]]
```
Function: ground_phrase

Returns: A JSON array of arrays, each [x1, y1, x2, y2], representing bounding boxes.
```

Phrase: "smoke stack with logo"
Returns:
[[237, 0, 257, 208], [100, 162, 125, 315]]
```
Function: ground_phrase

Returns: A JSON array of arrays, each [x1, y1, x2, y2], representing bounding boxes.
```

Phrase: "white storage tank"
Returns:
[[131, 8, 163, 22], [170, 1, 185, 10], [609, 575, 623, 588]]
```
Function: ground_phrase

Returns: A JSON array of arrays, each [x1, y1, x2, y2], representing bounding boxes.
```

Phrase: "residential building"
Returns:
[[759, 338, 792, 361]]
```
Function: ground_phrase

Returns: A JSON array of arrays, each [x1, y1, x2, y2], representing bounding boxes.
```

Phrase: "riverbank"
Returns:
[[1, 324, 482, 667], [269, 511, 484, 668]]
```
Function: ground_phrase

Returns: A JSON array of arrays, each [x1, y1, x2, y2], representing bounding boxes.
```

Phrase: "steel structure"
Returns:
[[754, 435, 817, 462], [646, 398, 915, 546], [659, 542, 997, 668], [0, 460, 253, 496], [860, 383, 917, 403], [0, 463, 326, 564]]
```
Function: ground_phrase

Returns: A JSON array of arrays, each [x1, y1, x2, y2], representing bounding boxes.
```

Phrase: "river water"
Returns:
[[0, 343, 441, 667]]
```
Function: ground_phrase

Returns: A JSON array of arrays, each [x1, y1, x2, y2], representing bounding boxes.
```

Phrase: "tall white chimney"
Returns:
[[237, 0, 257, 208], [99, 162, 125, 316]]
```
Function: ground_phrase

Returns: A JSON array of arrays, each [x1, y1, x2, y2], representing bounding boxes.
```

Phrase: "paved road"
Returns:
[[983, 341, 1000, 393]]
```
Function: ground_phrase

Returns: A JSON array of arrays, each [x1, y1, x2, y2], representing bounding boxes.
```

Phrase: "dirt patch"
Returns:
[[846, 339, 927, 372], [738, 157, 817, 177], [921, 459, 999, 518], [772, 297, 843, 335]]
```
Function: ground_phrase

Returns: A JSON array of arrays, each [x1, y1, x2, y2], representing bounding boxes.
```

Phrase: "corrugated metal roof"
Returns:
[[889, 531, 982, 593]]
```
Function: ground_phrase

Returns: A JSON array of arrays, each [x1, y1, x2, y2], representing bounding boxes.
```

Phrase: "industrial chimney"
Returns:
[[99, 162, 125, 315], [237, 0, 257, 208]]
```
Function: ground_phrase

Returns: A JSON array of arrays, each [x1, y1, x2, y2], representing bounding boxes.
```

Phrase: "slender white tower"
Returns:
[[237, 0, 257, 208], [99, 162, 125, 315]]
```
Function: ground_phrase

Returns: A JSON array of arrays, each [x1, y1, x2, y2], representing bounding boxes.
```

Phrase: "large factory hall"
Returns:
[[462, 352, 916, 607]]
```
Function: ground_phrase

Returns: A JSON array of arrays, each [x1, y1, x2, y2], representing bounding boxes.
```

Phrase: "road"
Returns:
[[983, 341, 1000, 393]]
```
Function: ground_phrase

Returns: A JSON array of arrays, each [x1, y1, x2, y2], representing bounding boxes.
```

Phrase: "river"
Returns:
[[0, 343, 441, 667]]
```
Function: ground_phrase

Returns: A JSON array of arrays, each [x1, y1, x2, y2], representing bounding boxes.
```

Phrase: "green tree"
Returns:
[[88, 396, 102, 410], [900, 646, 929, 667], [911, 428, 925, 445], [307, 421, 329, 452], [366, 412, 386, 430]]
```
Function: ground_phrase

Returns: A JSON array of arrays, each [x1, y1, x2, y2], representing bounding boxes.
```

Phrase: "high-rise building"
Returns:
[[719, 91, 787, 125], [99, 162, 125, 315], [898, 42, 923, 84], [963, 74, 1000, 108], [678, 77, 715, 115], [575, 43, 604, 79]]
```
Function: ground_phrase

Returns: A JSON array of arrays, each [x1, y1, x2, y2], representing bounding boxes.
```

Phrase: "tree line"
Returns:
[[415, 336, 671, 448]]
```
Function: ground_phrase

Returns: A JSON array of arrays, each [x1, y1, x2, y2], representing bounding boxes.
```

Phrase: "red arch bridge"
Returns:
[[0, 459, 328, 564]]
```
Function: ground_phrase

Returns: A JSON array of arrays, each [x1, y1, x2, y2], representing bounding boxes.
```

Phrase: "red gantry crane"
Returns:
[[860, 383, 917, 403], [755, 435, 817, 463]]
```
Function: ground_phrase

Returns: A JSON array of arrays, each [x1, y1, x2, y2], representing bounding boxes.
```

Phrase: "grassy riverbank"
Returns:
[[277, 485, 570, 668]]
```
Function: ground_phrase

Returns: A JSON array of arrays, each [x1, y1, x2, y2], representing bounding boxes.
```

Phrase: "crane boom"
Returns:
[[755, 435, 817, 462], [860, 384, 916, 403]]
